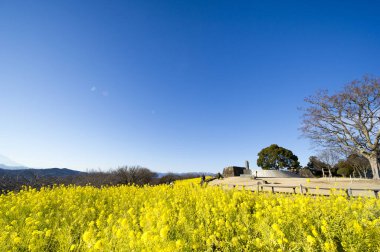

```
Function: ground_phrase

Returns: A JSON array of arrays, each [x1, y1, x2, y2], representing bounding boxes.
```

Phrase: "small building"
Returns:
[[222, 161, 251, 177]]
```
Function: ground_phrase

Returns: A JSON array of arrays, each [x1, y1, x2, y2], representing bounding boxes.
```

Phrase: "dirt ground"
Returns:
[[208, 177, 380, 197]]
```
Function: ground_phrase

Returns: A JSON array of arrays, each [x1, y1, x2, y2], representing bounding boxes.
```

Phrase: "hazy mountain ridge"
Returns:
[[0, 154, 24, 168], [0, 154, 213, 179], [0, 164, 213, 179], [0, 163, 29, 170], [0, 165, 83, 178]]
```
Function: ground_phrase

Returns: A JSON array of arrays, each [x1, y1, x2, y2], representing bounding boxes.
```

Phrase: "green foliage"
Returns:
[[307, 156, 328, 170], [335, 154, 371, 177], [336, 160, 353, 177], [257, 144, 300, 170]]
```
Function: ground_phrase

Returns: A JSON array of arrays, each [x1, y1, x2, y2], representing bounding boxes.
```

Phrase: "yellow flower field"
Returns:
[[174, 176, 212, 185], [1, 183, 379, 251]]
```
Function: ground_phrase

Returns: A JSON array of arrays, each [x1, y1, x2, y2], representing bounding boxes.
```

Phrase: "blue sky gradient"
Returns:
[[1, 0, 379, 172]]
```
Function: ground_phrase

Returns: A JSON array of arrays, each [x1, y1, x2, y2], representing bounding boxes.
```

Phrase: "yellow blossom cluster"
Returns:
[[174, 176, 212, 185], [0, 183, 379, 251]]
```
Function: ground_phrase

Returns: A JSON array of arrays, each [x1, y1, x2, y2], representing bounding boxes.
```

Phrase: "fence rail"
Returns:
[[226, 183, 380, 198]]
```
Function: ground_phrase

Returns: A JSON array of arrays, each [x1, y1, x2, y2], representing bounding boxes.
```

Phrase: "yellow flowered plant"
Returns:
[[0, 183, 379, 251]]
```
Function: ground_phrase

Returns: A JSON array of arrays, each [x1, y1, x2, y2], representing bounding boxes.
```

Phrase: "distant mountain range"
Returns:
[[0, 163, 30, 170], [0, 154, 84, 178], [0, 163, 214, 179], [0, 163, 83, 178], [0, 154, 24, 168], [0, 154, 214, 179]]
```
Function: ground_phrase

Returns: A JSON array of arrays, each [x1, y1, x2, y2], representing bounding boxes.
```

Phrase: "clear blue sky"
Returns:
[[1, 0, 379, 172]]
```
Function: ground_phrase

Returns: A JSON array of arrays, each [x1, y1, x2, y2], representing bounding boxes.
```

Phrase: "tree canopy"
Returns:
[[336, 154, 371, 178], [257, 144, 300, 170], [306, 156, 330, 174]]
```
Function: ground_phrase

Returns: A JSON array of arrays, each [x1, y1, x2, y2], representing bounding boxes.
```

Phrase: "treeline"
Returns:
[[306, 153, 372, 178], [0, 166, 205, 193], [255, 144, 373, 178]]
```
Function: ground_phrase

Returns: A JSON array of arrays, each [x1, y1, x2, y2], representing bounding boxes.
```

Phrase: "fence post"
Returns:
[[373, 190, 379, 199], [293, 187, 296, 194], [257, 182, 261, 193], [346, 188, 352, 198], [271, 186, 275, 193], [300, 184, 304, 195]]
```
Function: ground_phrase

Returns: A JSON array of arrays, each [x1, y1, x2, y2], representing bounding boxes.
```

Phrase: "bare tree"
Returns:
[[113, 166, 156, 185], [346, 154, 371, 178], [317, 149, 341, 177], [301, 76, 380, 179]]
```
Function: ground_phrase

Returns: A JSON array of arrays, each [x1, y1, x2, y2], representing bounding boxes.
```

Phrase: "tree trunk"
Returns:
[[368, 155, 380, 179]]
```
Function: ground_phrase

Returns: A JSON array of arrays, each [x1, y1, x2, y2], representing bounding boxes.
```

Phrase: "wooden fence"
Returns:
[[226, 183, 380, 199]]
